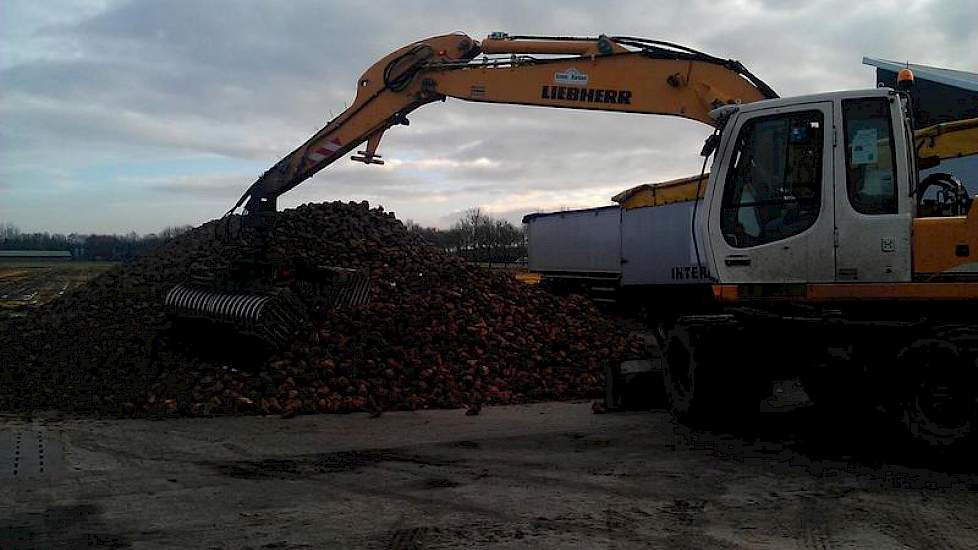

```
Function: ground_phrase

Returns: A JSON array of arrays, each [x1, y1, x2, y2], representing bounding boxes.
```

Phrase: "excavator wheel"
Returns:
[[661, 315, 762, 429], [890, 326, 978, 450]]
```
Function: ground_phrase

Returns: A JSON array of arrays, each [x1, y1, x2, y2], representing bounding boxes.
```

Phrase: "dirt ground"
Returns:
[[2, 402, 976, 549]]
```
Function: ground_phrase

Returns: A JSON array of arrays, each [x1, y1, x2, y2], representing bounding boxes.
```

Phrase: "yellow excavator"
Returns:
[[170, 32, 776, 347], [175, 32, 978, 450], [916, 117, 978, 163], [231, 32, 777, 214]]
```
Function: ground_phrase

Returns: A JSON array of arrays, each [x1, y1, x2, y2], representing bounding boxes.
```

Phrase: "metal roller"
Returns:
[[294, 267, 372, 308], [164, 285, 304, 345], [163, 265, 371, 346]]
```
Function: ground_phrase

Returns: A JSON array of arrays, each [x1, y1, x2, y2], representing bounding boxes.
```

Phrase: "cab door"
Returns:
[[708, 102, 836, 283], [832, 95, 912, 282]]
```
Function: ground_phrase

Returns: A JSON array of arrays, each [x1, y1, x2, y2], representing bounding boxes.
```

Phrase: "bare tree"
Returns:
[[158, 225, 194, 241], [0, 222, 20, 241], [401, 210, 526, 264]]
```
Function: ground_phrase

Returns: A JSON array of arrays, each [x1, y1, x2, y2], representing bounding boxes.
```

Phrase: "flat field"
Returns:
[[0, 261, 115, 317]]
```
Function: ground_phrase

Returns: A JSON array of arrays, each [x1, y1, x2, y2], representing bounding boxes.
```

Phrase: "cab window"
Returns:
[[721, 110, 824, 248], [843, 98, 898, 215]]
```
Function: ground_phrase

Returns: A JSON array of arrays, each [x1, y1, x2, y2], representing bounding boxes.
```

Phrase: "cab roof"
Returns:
[[712, 88, 897, 120]]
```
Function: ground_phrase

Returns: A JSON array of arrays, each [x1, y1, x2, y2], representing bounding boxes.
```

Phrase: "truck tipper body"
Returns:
[[523, 174, 711, 292], [522, 206, 621, 277]]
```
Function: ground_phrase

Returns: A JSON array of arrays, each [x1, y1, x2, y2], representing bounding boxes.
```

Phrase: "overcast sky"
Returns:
[[2, 0, 975, 234]]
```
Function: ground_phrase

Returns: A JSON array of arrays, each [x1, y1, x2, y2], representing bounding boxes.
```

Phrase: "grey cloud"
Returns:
[[3, 0, 972, 233], [0, 92, 299, 162], [149, 178, 246, 199], [935, 0, 978, 39]]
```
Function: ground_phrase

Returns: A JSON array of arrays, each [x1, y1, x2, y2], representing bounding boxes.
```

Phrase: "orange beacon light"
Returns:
[[898, 67, 915, 91]]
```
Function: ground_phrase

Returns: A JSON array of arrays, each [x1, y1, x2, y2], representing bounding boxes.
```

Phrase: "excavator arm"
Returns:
[[915, 117, 978, 163], [234, 32, 778, 215]]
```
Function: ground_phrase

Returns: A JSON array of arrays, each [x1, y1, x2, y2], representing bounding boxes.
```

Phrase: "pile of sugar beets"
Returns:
[[0, 201, 645, 417]]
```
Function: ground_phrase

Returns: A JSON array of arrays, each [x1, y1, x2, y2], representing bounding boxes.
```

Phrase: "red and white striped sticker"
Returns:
[[307, 137, 342, 163]]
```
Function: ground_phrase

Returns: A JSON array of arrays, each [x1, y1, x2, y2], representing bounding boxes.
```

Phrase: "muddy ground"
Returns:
[[0, 261, 113, 318], [2, 402, 977, 549]]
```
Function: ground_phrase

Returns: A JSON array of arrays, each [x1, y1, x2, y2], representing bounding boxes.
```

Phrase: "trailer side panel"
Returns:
[[524, 207, 622, 274]]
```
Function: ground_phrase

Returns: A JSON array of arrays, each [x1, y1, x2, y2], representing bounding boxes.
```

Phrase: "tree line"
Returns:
[[1, 208, 527, 265], [406, 208, 526, 265], [0, 222, 194, 261]]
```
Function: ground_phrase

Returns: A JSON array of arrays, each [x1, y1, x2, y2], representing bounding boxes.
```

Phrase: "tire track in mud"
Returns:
[[371, 505, 746, 550], [387, 526, 431, 550], [859, 495, 971, 550], [940, 494, 978, 544], [797, 495, 838, 550]]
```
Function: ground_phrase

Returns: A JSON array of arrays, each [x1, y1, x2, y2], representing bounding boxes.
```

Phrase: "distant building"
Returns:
[[863, 57, 978, 192], [0, 250, 72, 262]]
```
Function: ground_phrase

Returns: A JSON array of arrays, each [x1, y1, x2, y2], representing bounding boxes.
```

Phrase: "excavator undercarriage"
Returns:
[[657, 302, 978, 451]]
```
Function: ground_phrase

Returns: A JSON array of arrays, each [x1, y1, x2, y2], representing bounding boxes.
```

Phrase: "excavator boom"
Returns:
[[234, 32, 777, 214], [915, 117, 978, 162]]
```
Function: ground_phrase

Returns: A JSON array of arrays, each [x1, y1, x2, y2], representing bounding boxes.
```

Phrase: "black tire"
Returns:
[[891, 328, 978, 450], [661, 316, 762, 428]]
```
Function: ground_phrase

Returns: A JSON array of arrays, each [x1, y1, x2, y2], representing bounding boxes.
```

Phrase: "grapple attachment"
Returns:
[[164, 285, 305, 345], [164, 265, 371, 346], [294, 266, 372, 309]]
